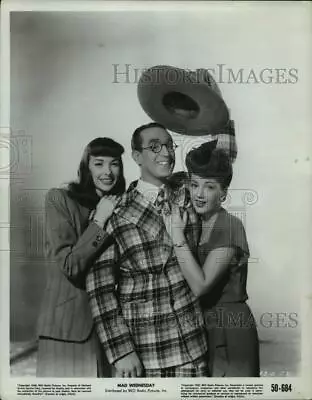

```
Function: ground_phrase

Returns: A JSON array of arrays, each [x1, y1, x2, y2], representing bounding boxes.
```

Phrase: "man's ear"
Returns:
[[132, 150, 142, 166]]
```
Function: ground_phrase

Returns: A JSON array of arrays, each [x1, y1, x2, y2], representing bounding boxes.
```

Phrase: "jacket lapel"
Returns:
[[121, 191, 163, 238], [117, 180, 200, 268], [116, 184, 173, 267]]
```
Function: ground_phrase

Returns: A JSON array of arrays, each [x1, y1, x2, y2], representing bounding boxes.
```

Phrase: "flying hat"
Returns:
[[137, 65, 230, 136]]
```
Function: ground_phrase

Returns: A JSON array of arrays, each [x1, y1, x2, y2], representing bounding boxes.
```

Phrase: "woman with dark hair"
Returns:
[[167, 140, 260, 377], [36, 137, 125, 377]]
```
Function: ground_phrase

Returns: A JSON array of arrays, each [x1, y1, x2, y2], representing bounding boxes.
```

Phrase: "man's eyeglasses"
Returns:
[[142, 141, 178, 154]]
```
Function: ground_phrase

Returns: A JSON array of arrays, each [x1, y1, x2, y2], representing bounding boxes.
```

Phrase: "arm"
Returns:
[[45, 188, 110, 288], [168, 206, 235, 298], [174, 244, 234, 298], [85, 235, 143, 377]]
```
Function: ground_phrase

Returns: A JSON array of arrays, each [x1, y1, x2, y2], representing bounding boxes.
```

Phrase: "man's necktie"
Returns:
[[154, 188, 171, 216]]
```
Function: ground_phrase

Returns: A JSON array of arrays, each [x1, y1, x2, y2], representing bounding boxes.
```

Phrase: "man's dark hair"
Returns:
[[131, 122, 167, 151]]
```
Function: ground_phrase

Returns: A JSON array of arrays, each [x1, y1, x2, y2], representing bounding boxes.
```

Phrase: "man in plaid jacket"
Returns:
[[86, 122, 209, 377]]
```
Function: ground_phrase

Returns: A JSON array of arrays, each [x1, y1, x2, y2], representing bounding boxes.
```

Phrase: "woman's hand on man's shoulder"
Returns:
[[93, 195, 120, 227]]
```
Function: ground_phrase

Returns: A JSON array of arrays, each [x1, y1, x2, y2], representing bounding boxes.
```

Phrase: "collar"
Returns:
[[127, 176, 190, 209], [136, 179, 165, 204]]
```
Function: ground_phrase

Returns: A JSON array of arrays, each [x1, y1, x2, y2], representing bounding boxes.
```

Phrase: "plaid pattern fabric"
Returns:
[[212, 119, 237, 163], [86, 180, 208, 370], [144, 356, 209, 377]]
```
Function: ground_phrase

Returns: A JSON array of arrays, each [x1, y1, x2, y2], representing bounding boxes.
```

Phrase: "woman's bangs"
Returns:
[[89, 144, 120, 158]]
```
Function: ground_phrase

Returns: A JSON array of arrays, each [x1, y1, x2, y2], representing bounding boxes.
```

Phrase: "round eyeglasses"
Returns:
[[142, 141, 178, 154]]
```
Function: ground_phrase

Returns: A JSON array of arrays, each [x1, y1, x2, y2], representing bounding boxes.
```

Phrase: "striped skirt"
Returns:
[[36, 329, 112, 377]]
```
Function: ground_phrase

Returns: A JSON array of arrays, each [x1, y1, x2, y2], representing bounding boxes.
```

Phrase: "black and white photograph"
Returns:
[[1, 1, 311, 399]]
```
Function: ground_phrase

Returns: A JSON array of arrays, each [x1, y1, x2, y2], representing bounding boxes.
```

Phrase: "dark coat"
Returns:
[[36, 188, 111, 342]]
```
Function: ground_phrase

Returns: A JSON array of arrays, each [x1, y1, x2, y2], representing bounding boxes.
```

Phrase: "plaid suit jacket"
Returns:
[[86, 179, 208, 370]]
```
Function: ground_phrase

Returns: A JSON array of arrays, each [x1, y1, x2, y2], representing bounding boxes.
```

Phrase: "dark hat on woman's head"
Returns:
[[186, 140, 233, 187], [88, 137, 125, 158]]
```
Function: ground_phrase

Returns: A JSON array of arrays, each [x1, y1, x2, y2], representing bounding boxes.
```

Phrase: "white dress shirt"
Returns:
[[136, 179, 165, 204]]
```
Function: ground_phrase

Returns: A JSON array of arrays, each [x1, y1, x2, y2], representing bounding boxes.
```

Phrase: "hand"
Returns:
[[114, 352, 144, 378], [93, 195, 119, 227], [165, 205, 188, 244]]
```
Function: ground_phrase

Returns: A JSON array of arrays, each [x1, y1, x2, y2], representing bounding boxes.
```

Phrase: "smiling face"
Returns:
[[190, 174, 226, 216], [88, 155, 121, 197], [133, 126, 175, 187]]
